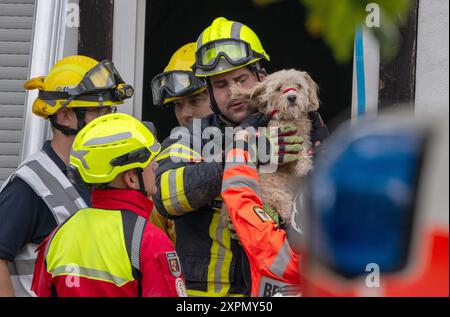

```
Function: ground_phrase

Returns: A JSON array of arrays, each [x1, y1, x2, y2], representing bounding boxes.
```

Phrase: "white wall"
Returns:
[[112, 0, 146, 119], [415, 0, 449, 114]]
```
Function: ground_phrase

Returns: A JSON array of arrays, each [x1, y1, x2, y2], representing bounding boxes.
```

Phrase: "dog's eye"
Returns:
[[297, 84, 302, 89], [276, 85, 282, 92]]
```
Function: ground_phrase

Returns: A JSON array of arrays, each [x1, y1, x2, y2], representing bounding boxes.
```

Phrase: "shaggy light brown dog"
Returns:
[[231, 69, 319, 224]]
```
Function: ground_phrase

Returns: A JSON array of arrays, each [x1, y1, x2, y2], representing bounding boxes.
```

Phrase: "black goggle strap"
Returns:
[[39, 89, 121, 106]]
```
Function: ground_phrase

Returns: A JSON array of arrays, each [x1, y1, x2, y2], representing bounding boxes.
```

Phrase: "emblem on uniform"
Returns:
[[175, 277, 187, 297], [165, 251, 181, 277], [253, 206, 274, 222]]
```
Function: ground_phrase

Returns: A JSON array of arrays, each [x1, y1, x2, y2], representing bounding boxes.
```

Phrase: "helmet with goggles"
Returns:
[[193, 17, 270, 77], [24, 55, 134, 119], [151, 43, 206, 106]]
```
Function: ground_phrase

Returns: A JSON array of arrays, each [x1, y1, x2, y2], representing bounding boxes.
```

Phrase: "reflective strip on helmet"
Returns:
[[206, 210, 233, 296], [48, 265, 129, 287], [230, 22, 243, 39], [83, 132, 132, 146], [197, 31, 204, 50], [71, 149, 90, 169], [269, 240, 292, 278], [221, 175, 261, 198]]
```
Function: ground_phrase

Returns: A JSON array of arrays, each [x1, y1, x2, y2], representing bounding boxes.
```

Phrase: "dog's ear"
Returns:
[[249, 80, 269, 111], [305, 73, 320, 111]]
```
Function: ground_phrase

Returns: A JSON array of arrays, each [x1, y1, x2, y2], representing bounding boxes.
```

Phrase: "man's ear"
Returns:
[[55, 107, 73, 126], [123, 170, 138, 190]]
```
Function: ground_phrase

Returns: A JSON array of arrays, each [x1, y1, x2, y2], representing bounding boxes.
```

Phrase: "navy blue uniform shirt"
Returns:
[[0, 141, 91, 262]]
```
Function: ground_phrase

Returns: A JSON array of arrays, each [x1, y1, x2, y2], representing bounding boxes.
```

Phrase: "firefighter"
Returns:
[[0, 55, 131, 296], [151, 42, 212, 127], [32, 113, 187, 297], [152, 17, 328, 296], [150, 42, 213, 244]]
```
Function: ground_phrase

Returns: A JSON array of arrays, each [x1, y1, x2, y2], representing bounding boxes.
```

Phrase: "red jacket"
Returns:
[[221, 147, 300, 297], [32, 189, 186, 297]]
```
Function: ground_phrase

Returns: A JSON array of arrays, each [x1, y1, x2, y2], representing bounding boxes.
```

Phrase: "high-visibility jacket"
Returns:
[[32, 189, 186, 297], [0, 148, 88, 297], [153, 114, 250, 297], [221, 146, 300, 297]]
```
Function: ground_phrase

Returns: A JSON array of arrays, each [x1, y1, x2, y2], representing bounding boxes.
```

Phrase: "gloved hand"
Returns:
[[259, 125, 304, 165]]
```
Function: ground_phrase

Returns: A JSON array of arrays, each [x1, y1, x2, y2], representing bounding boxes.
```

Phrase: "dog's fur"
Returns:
[[229, 69, 319, 224]]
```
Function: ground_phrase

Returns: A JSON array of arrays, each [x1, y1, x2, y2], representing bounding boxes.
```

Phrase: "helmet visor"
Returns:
[[68, 60, 124, 96], [195, 39, 261, 71], [151, 71, 206, 105]]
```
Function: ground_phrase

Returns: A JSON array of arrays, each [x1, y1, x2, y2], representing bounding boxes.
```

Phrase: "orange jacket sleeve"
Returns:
[[221, 147, 300, 296]]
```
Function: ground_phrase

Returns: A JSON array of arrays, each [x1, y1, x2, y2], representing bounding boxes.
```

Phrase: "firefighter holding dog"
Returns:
[[152, 17, 328, 296]]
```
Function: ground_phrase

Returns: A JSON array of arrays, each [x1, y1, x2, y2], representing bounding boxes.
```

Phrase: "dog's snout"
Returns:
[[287, 94, 297, 103]]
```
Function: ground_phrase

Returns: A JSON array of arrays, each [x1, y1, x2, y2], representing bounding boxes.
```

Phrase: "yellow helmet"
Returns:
[[194, 17, 270, 77], [69, 113, 161, 185], [151, 43, 206, 105], [24, 55, 132, 118]]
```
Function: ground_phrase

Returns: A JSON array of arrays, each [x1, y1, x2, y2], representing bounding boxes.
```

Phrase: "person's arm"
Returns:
[[153, 137, 224, 218], [140, 224, 186, 297], [221, 131, 299, 283], [0, 260, 14, 297]]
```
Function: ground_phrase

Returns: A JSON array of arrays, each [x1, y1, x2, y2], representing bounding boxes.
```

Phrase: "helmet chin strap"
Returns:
[[49, 108, 87, 136], [135, 168, 148, 197]]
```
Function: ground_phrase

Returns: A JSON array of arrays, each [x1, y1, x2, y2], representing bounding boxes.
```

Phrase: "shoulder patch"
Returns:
[[253, 206, 274, 223], [165, 251, 182, 277]]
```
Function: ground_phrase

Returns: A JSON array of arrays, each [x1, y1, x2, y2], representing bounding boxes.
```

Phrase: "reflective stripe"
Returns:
[[160, 168, 193, 216], [15, 160, 84, 224], [71, 150, 90, 169], [49, 266, 129, 287], [7, 243, 38, 297], [83, 132, 132, 146], [160, 170, 176, 215], [197, 31, 204, 49], [131, 216, 146, 271], [156, 143, 202, 162], [149, 140, 161, 153], [0, 150, 87, 296], [187, 289, 246, 297], [222, 176, 261, 198], [269, 240, 291, 277], [224, 161, 257, 172], [230, 22, 243, 39], [207, 211, 233, 296], [175, 167, 192, 211]]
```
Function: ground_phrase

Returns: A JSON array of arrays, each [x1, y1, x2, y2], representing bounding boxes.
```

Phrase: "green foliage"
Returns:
[[253, 0, 412, 63]]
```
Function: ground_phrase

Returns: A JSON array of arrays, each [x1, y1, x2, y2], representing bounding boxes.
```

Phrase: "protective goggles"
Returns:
[[195, 38, 265, 71], [39, 60, 134, 103], [68, 60, 125, 96], [151, 70, 206, 105]]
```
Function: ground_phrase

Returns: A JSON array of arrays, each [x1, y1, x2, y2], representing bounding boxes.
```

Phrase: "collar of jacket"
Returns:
[[91, 188, 153, 219]]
